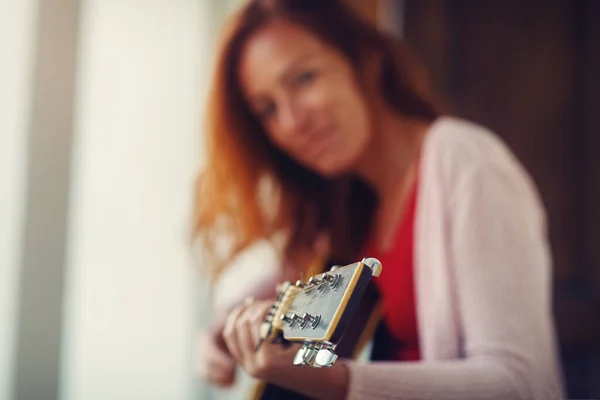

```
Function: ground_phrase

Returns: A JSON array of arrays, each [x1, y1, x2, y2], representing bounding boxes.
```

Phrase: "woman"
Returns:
[[194, 0, 563, 399]]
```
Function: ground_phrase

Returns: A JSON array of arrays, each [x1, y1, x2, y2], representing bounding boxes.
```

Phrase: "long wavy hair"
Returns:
[[194, 0, 438, 281]]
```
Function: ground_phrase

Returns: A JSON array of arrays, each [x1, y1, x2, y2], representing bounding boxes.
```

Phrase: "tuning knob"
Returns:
[[293, 342, 338, 368], [362, 257, 382, 277], [321, 273, 341, 289], [280, 313, 298, 326], [293, 342, 317, 366], [300, 313, 321, 329], [315, 347, 338, 368], [306, 276, 321, 286], [293, 347, 306, 366]]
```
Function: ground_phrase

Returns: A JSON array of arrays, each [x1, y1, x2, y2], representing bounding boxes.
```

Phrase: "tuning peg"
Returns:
[[315, 347, 338, 368], [293, 342, 337, 368], [293, 342, 317, 366], [300, 313, 321, 329], [295, 280, 304, 288], [362, 257, 382, 277], [307, 276, 321, 286], [329, 265, 340, 271], [280, 313, 296, 325], [293, 347, 307, 366], [321, 273, 341, 289], [292, 314, 306, 325]]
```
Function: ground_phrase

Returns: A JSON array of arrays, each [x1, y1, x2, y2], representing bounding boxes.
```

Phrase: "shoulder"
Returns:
[[422, 116, 544, 212], [425, 116, 518, 175]]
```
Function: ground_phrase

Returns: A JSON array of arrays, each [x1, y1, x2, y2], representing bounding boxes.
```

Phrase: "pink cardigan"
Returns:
[[344, 118, 564, 400]]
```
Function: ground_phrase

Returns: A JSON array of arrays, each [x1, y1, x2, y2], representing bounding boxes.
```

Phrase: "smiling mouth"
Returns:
[[303, 127, 334, 160]]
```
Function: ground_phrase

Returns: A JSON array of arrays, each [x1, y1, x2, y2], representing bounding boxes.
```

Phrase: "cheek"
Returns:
[[337, 92, 371, 148], [264, 122, 293, 152]]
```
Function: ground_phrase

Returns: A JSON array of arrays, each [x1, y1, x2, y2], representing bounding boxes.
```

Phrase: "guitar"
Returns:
[[251, 257, 384, 399]]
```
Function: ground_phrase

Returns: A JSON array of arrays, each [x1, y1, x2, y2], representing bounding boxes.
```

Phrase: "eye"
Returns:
[[296, 70, 316, 86], [258, 102, 277, 120]]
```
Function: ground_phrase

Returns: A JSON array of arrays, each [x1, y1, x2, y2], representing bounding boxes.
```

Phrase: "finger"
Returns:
[[212, 327, 232, 356], [247, 302, 272, 346], [203, 347, 236, 385], [201, 358, 232, 381], [223, 304, 245, 338], [235, 308, 258, 363], [206, 366, 236, 388], [251, 300, 273, 319], [196, 342, 232, 375], [206, 345, 236, 371], [223, 305, 246, 362], [274, 341, 303, 365]]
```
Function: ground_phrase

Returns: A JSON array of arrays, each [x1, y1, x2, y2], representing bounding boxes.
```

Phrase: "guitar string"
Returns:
[[269, 267, 352, 320], [275, 278, 340, 318]]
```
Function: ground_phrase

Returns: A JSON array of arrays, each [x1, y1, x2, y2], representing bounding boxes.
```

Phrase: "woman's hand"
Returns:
[[195, 320, 237, 388], [222, 299, 349, 400], [222, 299, 301, 381]]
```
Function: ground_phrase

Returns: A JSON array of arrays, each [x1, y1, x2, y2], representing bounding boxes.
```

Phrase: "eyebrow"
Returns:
[[246, 52, 320, 107], [279, 52, 318, 84]]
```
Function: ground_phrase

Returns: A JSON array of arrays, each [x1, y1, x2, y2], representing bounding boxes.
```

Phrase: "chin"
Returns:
[[312, 156, 354, 178]]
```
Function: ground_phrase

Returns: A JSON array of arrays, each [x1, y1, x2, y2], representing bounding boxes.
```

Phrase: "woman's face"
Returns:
[[238, 20, 372, 177]]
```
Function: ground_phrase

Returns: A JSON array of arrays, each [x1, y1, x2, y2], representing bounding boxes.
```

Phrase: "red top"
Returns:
[[362, 178, 420, 361]]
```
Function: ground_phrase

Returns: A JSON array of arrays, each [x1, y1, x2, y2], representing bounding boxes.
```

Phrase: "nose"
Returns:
[[277, 98, 307, 140]]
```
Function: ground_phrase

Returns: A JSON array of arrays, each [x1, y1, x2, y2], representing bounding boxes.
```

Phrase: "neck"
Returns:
[[353, 106, 430, 202]]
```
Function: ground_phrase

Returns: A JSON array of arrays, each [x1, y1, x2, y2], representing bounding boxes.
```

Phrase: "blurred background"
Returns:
[[0, 0, 598, 399]]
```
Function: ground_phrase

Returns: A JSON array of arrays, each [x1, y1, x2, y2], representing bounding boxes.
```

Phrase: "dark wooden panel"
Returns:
[[402, 0, 600, 397], [580, 0, 600, 297], [406, 0, 579, 283], [579, 1, 600, 394]]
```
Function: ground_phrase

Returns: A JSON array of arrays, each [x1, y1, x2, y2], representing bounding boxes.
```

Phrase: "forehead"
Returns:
[[238, 20, 333, 94]]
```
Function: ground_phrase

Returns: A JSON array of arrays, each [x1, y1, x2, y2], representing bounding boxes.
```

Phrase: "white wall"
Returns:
[[60, 0, 209, 399], [0, 0, 38, 398]]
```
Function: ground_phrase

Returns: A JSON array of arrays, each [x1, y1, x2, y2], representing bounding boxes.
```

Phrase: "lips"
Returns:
[[303, 126, 335, 161]]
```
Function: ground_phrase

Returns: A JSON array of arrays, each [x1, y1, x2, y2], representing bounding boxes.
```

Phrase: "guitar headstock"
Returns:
[[257, 257, 382, 368]]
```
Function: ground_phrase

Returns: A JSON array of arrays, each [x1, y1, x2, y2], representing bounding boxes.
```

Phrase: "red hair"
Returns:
[[194, 0, 438, 280]]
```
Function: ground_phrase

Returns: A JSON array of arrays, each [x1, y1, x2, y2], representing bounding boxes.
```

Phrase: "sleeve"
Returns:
[[343, 160, 563, 400]]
